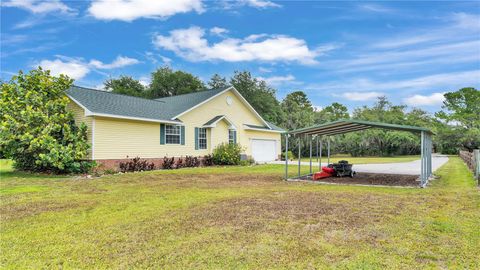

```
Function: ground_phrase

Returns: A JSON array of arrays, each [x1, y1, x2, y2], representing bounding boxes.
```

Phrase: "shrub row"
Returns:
[[108, 143, 252, 173]]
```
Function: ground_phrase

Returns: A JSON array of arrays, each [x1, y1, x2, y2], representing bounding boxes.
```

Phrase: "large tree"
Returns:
[[104, 76, 146, 97], [208, 74, 229, 89], [315, 102, 349, 123], [435, 87, 480, 151], [230, 71, 284, 125], [280, 91, 315, 157], [435, 87, 480, 129], [339, 97, 435, 156], [0, 68, 90, 173], [147, 66, 205, 98], [281, 90, 314, 130]]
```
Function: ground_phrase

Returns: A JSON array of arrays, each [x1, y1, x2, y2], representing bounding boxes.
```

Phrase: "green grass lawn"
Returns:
[[1, 158, 479, 269], [298, 154, 420, 164]]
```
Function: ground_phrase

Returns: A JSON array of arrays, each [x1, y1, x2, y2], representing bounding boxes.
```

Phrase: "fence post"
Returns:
[[475, 149, 480, 184], [285, 133, 289, 180]]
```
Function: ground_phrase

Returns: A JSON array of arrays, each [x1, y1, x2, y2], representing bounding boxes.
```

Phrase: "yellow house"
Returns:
[[66, 85, 284, 168]]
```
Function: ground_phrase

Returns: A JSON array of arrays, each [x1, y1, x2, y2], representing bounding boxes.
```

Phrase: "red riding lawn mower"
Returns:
[[313, 160, 355, 180]]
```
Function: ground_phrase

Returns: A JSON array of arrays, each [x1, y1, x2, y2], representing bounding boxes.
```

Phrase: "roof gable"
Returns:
[[173, 86, 272, 129], [154, 86, 230, 118]]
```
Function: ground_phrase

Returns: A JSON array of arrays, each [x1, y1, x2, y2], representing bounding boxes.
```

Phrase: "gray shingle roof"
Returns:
[[66, 85, 281, 132], [245, 122, 285, 132], [154, 86, 231, 117], [66, 86, 231, 122], [266, 121, 285, 131], [203, 115, 225, 126]]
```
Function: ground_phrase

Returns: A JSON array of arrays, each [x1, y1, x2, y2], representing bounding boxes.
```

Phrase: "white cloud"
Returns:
[[373, 13, 480, 49], [257, 74, 295, 86], [89, 56, 140, 69], [221, 0, 281, 9], [243, 0, 281, 8], [88, 0, 204, 21], [323, 40, 480, 74], [153, 26, 325, 64], [259, 67, 273, 73], [139, 76, 150, 87], [451, 12, 480, 29], [37, 59, 90, 80], [358, 4, 393, 13], [2, 0, 75, 14], [339, 91, 383, 101], [1, 34, 28, 45], [36, 55, 140, 80], [210, 27, 229, 36], [307, 70, 480, 93], [403, 93, 445, 106]]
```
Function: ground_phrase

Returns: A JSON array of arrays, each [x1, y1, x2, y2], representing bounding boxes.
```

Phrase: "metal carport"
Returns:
[[284, 120, 434, 187]]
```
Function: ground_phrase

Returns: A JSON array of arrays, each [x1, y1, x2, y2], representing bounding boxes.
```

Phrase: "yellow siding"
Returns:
[[76, 88, 281, 160], [93, 117, 212, 159], [211, 119, 230, 149], [179, 89, 281, 157], [67, 101, 93, 158]]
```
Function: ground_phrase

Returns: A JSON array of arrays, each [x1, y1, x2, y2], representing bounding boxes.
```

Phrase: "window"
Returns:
[[229, 129, 235, 144], [198, 128, 207, 149], [165, 125, 181, 144]]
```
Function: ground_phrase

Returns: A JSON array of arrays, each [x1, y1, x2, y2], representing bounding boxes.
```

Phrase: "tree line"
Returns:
[[105, 66, 479, 156], [2, 67, 477, 173]]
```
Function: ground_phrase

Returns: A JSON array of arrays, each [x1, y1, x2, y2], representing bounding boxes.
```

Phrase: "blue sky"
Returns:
[[1, 0, 479, 112]]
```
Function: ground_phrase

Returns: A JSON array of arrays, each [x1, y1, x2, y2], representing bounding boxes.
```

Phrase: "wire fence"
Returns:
[[459, 150, 480, 184]]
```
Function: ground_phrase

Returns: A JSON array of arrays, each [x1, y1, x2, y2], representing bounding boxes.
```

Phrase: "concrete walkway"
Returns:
[[269, 154, 449, 175]]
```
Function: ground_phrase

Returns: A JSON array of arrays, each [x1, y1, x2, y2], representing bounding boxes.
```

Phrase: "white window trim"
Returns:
[[198, 128, 207, 150], [165, 124, 181, 145], [228, 129, 235, 144]]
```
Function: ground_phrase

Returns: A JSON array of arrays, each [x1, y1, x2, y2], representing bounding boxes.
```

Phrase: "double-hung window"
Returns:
[[198, 128, 207, 149], [228, 129, 236, 144], [165, 125, 181, 144]]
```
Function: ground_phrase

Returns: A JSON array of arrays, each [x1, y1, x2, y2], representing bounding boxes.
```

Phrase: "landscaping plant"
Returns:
[[162, 156, 175, 169], [202, 154, 214, 166], [119, 156, 154, 173], [175, 157, 184, 169], [212, 143, 242, 165], [0, 68, 91, 173], [184, 156, 200, 167]]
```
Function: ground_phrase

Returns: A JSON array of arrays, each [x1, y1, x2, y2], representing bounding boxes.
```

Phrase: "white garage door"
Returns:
[[251, 139, 276, 162]]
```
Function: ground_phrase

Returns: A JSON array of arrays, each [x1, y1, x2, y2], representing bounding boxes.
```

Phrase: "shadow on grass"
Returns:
[[0, 159, 65, 180]]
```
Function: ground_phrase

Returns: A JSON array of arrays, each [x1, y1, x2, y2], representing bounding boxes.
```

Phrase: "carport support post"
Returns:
[[316, 136, 319, 171], [421, 131, 426, 187], [319, 137, 322, 170], [298, 135, 301, 178], [284, 133, 289, 180], [327, 136, 331, 165], [309, 135, 313, 174]]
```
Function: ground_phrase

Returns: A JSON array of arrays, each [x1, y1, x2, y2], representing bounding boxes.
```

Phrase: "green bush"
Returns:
[[212, 143, 242, 165], [281, 151, 294, 160], [239, 157, 255, 166], [0, 68, 90, 174]]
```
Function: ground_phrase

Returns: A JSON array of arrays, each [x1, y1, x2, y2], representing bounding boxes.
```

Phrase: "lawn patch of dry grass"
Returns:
[[1, 158, 479, 269]]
